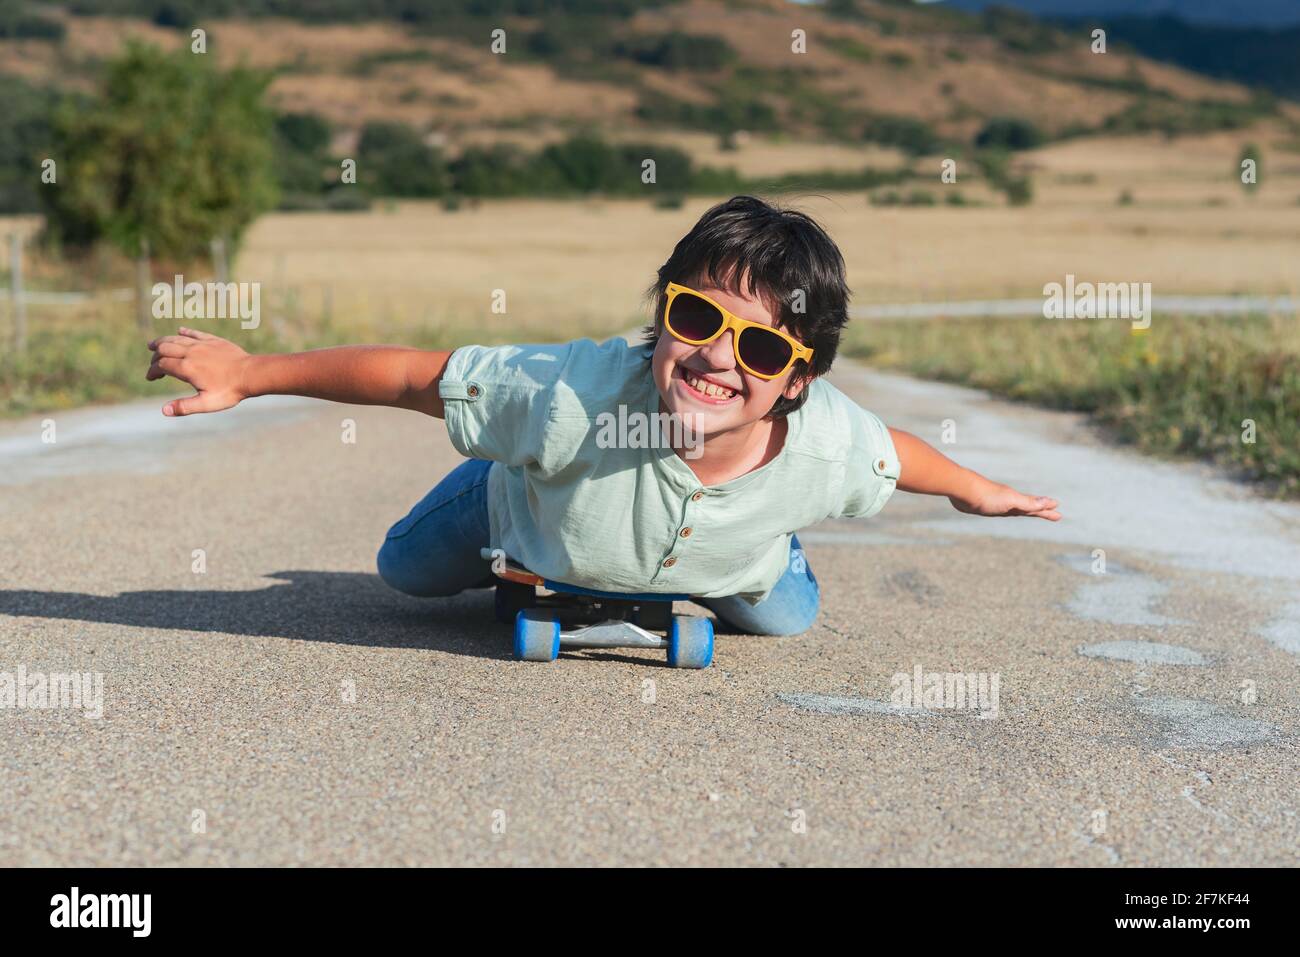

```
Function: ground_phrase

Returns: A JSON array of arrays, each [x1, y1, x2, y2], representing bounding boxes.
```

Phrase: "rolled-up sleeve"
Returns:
[[836, 406, 901, 519], [438, 343, 571, 467]]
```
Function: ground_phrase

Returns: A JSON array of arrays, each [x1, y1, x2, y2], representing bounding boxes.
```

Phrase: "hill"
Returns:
[[0, 0, 1288, 145]]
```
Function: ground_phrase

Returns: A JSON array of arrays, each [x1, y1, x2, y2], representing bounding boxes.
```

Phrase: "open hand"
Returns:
[[950, 482, 1061, 521], [145, 327, 250, 416]]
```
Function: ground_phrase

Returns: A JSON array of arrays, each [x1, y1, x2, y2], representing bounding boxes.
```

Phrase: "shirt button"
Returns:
[[467, 384, 481, 398], [680, 527, 693, 538], [691, 491, 703, 502], [877, 458, 886, 470], [662, 557, 677, 568]]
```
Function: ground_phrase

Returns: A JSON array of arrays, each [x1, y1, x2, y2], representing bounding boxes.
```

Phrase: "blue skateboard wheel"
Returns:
[[668, 616, 714, 669], [514, 608, 560, 662]]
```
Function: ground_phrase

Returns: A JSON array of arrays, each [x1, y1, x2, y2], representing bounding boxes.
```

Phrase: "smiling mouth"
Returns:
[[679, 367, 740, 401]]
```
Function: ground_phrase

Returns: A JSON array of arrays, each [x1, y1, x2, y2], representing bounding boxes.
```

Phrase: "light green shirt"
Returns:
[[438, 338, 900, 602]]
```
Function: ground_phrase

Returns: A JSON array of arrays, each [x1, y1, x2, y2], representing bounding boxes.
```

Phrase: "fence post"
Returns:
[[9, 234, 25, 355], [136, 238, 152, 333], [211, 235, 228, 284], [271, 252, 286, 340]]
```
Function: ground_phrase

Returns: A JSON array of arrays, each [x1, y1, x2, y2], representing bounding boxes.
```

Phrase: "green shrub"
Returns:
[[612, 31, 735, 71], [824, 35, 875, 64], [1003, 176, 1033, 206], [862, 114, 943, 155], [272, 111, 335, 204], [1102, 97, 1274, 137], [845, 312, 1300, 497], [869, 188, 937, 207], [974, 148, 1033, 205], [0, 74, 61, 214], [975, 117, 1045, 151], [450, 143, 531, 197], [149, 0, 198, 28], [981, 5, 1065, 54], [634, 91, 779, 134], [357, 121, 446, 197], [531, 134, 621, 194]]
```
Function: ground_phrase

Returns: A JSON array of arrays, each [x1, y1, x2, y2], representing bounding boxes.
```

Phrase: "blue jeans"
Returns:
[[376, 458, 820, 636]]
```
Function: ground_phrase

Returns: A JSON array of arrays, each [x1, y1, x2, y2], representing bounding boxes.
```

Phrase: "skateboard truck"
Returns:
[[481, 548, 714, 668]]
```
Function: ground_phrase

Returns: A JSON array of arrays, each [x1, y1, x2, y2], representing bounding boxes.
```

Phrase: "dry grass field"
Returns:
[[4, 124, 1298, 344], [220, 124, 1300, 331]]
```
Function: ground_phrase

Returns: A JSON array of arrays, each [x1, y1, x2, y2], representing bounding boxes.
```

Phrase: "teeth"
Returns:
[[685, 373, 736, 399]]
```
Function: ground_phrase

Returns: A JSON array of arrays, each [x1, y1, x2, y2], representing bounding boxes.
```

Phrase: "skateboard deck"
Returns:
[[482, 549, 714, 669]]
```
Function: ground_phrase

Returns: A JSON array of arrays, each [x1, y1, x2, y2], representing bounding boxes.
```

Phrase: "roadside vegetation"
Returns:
[[845, 313, 1300, 497], [0, 299, 539, 418]]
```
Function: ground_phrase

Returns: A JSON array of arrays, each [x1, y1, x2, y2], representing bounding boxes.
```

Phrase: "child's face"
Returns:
[[651, 279, 808, 438]]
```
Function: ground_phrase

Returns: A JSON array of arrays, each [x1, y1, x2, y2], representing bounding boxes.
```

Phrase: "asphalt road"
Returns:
[[2, 359, 1298, 866]]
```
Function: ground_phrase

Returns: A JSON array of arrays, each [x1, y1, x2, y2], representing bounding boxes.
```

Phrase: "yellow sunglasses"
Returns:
[[662, 282, 814, 380]]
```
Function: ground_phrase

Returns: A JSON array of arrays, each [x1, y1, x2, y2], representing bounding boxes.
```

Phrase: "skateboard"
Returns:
[[481, 549, 714, 669]]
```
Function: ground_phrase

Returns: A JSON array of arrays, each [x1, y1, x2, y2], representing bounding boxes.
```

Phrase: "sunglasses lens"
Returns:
[[738, 326, 794, 377], [668, 293, 725, 341]]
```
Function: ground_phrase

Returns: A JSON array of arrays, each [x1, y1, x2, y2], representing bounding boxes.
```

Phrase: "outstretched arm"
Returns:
[[146, 327, 452, 418], [888, 427, 1061, 521]]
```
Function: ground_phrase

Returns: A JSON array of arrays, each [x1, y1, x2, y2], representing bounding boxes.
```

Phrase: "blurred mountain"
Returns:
[[1075, 14, 1300, 98], [936, 1, 1300, 28], [1, 0, 1293, 145], [934, 1, 1300, 97]]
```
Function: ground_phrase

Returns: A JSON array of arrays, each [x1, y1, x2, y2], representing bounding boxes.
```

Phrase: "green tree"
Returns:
[[42, 40, 278, 261], [0, 75, 61, 213], [274, 111, 336, 205], [975, 117, 1045, 151], [532, 134, 621, 194], [450, 143, 530, 197], [862, 114, 943, 156], [357, 122, 446, 197]]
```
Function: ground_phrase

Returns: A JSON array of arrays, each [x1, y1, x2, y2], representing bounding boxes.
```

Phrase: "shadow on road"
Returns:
[[0, 570, 514, 661]]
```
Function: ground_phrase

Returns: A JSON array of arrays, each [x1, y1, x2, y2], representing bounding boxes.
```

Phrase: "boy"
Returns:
[[145, 196, 1059, 637]]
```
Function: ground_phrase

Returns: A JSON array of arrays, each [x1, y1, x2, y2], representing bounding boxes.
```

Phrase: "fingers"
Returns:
[[145, 352, 175, 381], [147, 329, 215, 352], [152, 339, 191, 359], [1019, 494, 1057, 511], [147, 328, 226, 417], [1028, 494, 1060, 521], [163, 392, 218, 417], [1005, 492, 1061, 521], [1020, 496, 1061, 521], [147, 334, 195, 354], [148, 355, 187, 380], [146, 336, 194, 386]]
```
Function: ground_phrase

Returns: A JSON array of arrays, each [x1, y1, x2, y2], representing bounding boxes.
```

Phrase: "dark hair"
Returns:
[[641, 194, 851, 418]]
